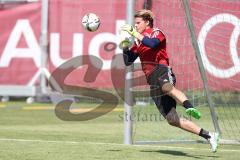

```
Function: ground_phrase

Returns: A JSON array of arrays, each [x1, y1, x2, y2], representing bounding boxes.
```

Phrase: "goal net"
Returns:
[[130, 0, 240, 144]]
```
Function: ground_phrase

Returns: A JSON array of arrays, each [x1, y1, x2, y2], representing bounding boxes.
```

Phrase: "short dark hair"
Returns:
[[134, 9, 154, 28]]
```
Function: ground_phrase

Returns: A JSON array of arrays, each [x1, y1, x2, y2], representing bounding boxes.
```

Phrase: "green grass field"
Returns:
[[0, 101, 240, 160]]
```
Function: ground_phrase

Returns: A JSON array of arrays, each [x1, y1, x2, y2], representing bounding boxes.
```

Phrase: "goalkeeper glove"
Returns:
[[119, 39, 131, 49], [121, 24, 139, 37]]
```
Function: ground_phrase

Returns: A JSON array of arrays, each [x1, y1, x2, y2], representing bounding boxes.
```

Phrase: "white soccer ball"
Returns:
[[82, 13, 100, 32]]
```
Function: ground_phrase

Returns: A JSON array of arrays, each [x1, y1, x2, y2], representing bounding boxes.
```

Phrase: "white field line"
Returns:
[[0, 138, 239, 152], [22, 106, 124, 112]]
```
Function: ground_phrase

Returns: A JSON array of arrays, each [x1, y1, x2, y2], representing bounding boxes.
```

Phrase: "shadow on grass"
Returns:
[[141, 150, 220, 159], [106, 149, 122, 152]]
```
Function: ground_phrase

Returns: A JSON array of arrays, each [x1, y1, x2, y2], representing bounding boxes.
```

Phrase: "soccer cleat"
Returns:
[[208, 132, 220, 152], [185, 108, 201, 119]]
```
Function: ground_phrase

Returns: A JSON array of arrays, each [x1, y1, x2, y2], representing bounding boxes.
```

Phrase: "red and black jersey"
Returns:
[[130, 28, 169, 78]]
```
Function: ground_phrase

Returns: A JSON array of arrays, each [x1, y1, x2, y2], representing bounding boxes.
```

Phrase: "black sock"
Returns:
[[183, 100, 193, 109], [199, 128, 211, 139]]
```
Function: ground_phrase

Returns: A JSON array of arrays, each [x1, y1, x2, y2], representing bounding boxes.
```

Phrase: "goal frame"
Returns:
[[123, 0, 240, 145]]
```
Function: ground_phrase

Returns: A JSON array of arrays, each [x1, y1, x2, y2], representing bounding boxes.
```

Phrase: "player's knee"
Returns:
[[166, 114, 180, 127], [166, 118, 178, 126], [161, 83, 173, 94]]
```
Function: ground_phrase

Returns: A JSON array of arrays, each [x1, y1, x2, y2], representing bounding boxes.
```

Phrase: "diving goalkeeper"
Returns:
[[120, 9, 219, 152]]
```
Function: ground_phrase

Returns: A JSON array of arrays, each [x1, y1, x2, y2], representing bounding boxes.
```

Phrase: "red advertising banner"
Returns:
[[0, 2, 41, 84], [0, 0, 239, 91], [189, 1, 240, 91], [48, 0, 127, 89]]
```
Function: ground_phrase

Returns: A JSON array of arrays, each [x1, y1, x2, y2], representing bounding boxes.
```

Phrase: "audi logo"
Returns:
[[198, 13, 240, 78]]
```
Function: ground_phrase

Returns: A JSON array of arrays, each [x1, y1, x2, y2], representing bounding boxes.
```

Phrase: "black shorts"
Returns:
[[147, 64, 177, 117]]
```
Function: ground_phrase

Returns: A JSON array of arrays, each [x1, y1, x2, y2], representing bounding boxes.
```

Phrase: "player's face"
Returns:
[[134, 17, 149, 33]]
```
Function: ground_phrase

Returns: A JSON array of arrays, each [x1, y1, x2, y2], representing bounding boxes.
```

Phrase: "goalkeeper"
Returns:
[[120, 9, 219, 152]]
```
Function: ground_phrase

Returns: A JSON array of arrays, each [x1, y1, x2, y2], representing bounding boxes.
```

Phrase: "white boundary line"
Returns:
[[0, 138, 239, 152]]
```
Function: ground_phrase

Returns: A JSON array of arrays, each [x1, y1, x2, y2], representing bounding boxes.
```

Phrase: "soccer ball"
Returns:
[[82, 13, 100, 32]]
